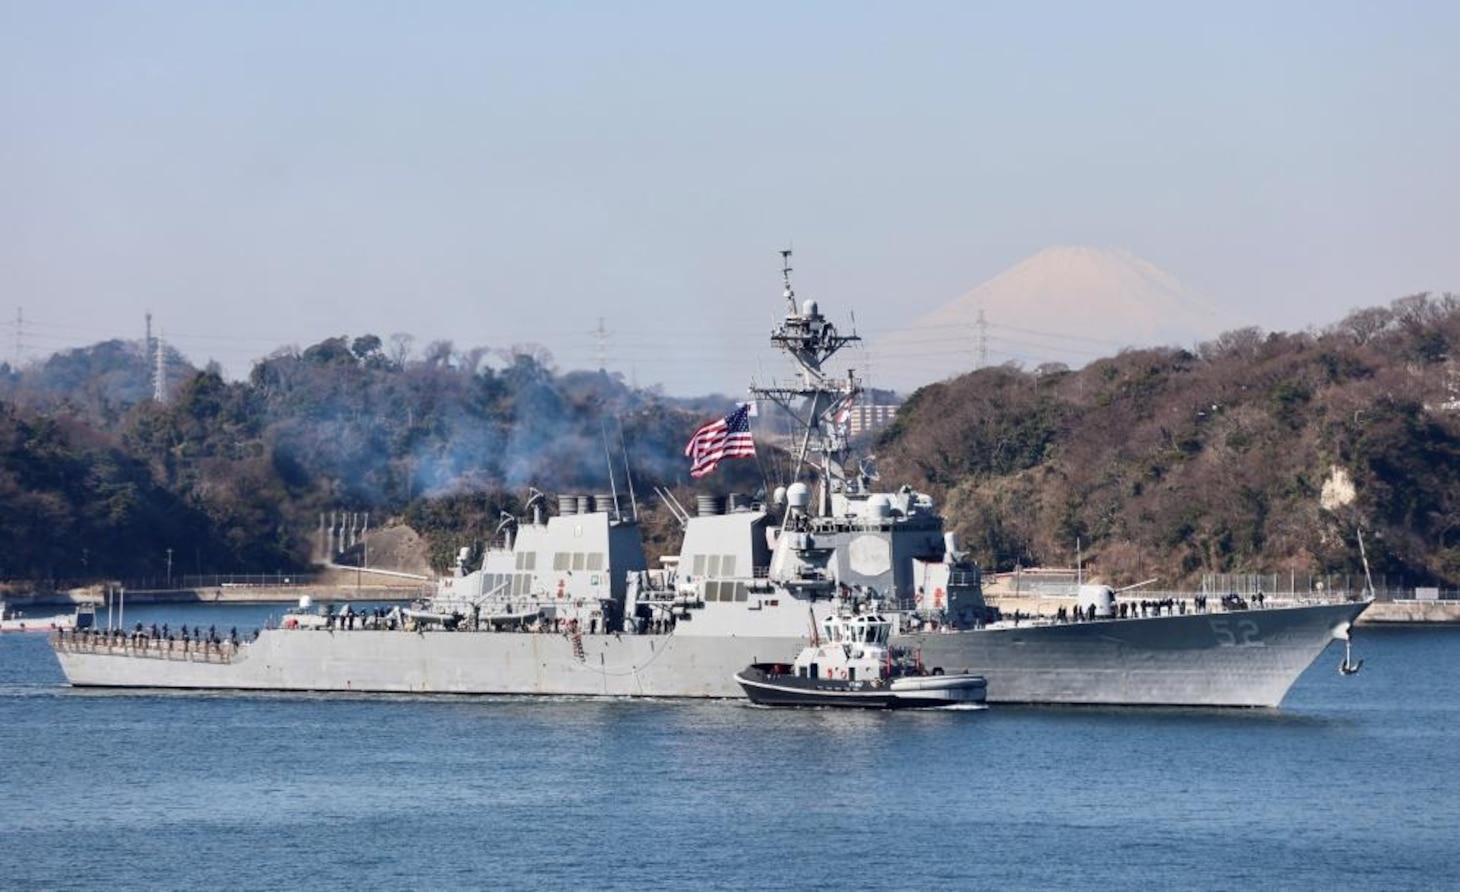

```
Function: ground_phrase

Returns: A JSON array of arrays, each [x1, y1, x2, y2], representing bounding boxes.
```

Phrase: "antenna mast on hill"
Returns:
[[153, 329, 167, 402], [594, 317, 609, 372]]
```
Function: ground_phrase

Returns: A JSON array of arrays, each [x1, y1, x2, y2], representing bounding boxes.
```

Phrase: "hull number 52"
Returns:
[[1209, 618, 1263, 647]]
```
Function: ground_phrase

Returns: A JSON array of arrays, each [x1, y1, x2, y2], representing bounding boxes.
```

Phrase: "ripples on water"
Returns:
[[2, 609, 1457, 891]]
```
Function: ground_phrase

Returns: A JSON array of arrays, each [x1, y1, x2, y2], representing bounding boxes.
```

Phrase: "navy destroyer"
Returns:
[[51, 253, 1370, 706]]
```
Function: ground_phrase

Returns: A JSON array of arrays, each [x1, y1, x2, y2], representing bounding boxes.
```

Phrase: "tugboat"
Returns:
[[1, 600, 95, 634], [735, 609, 987, 709]]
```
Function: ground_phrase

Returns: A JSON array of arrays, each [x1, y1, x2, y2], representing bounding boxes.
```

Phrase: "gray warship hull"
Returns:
[[902, 600, 1369, 707], [52, 599, 1365, 706], [53, 630, 799, 698]]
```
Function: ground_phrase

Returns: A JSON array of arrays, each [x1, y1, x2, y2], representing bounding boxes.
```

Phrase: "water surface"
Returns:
[[3, 610, 1456, 890]]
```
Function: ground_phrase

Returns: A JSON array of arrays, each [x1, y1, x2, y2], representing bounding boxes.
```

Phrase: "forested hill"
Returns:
[[876, 292, 1460, 588], [4, 292, 1460, 591], [0, 335, 759, 587]]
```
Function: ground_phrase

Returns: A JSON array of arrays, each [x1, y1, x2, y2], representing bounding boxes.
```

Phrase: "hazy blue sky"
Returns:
[[2, 1, 1456, 395]]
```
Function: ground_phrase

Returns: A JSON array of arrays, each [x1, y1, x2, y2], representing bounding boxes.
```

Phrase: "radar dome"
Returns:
[[773, 486, 787, 507], [802, 298, 819, 317], [1076, 584, 1115, 619], [866, 494, 892, 518], [786, 482, 811, 510]]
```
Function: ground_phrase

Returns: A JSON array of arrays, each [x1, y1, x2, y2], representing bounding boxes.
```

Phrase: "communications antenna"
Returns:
[[153, 329, 167, 402], [594, 317, 609, 371], [601, 418, 621, 521], [617, 418, 639, 521], [780, 249, 796, 313], [751, 249, 863, 509]]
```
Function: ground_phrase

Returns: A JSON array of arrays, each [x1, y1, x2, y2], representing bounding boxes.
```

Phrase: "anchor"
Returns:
[[1339, 638, 1364, 675], [1340, 528, 1371, 676], [1337, 627, 1364, 676]]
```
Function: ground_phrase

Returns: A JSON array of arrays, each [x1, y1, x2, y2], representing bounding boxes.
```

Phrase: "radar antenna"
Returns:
[[751, 250, 864, 515], [525, 487, 545, 526], [494, 511, 518, 550], [781, 248, 796, 314]]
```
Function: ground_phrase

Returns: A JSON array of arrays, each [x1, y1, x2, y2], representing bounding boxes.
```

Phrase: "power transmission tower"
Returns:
[[594, 317, 609, 371]]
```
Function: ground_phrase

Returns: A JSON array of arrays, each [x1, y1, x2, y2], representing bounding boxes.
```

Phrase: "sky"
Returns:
[[1, 1, 1456, 397]]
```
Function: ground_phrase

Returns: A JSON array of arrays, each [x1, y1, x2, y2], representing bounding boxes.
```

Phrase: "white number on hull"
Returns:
[[1209, 618, 1263, 647]]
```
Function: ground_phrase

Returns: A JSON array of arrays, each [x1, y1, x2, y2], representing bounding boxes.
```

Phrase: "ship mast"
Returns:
[[750, 250, 861, 517]]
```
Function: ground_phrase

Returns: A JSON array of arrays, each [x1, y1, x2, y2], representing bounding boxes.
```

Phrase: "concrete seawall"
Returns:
[[1357, 600, 1460, 624]]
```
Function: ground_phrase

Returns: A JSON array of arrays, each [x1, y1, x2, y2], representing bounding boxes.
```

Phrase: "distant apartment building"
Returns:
[[756, 401, 900, 450], [846, 403, 898, 438]]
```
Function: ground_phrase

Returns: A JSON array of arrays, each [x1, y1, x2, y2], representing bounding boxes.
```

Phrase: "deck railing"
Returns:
[[51, 631, 244, 663]]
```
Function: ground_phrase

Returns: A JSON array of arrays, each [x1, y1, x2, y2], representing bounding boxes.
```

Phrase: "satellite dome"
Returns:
[[1076, 584, 1116, 619], [802, 298, 819, 317], [786, 482, 811, 509]]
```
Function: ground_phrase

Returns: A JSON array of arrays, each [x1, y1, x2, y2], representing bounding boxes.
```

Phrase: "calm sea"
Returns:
[[2, 605, 1457, 891]]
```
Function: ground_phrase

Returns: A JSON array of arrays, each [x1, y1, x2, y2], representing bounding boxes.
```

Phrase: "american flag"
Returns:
[[685, 403, 757, 478]]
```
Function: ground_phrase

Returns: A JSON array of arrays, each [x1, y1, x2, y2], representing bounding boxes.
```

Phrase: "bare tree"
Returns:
[[389, 333, 415, 368]]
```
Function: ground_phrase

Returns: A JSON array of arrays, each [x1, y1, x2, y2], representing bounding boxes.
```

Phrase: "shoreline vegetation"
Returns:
[[6, 292, 1460, 596]]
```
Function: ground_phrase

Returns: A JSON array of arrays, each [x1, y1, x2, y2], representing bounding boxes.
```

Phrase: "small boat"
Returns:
[[735, 610, 987, 709], [1, 601, 96, 634]]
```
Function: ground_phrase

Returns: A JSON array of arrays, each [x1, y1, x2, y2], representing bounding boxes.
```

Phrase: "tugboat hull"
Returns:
[[734, 664, 987, 709]]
